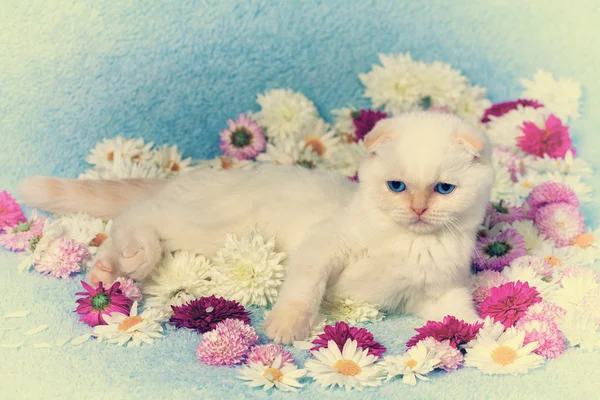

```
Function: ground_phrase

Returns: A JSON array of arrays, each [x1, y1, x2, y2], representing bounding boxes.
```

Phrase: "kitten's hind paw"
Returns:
[[115, 228, 162, 281], [264, 301, 315, 344], [87, 260, 119, 286]]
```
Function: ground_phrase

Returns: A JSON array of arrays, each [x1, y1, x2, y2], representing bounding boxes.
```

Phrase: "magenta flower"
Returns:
[[477, 281, 542, 328], [493, 147, 524, 182], [75, 281, 132, 327], [170, 295, 251, 333], [196, 318, 258, 366], [34, 237, 90, 278], [219, 114, 266, 160], [516, 319, 566, 359], [406, 316, 483, 349], [522, 181, 579, 221], [311, 321, 386, 358], [0, 190, 27, 229], [517, 114, 575, 158], [352, 109, 389, 142], [114, 277, 143, 301], [0, 211, 46, 252], [486, 200, 524, 227], [473, 229, 527, 272], [246, 344, 294, 367], [481, 99, 543, 123], [471, 270, 510, 307], [535, 203, 585, 247]]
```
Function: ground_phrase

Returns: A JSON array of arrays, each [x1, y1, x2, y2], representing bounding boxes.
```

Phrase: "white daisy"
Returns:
[[93, 302, 167, 347], [524, 150, 593, 179], [501, 264, 557, 297], [143, 251, 215, 313], [416, 60, 468, 109], [558, 310, 600, 351], [329, 141, 367, 177], [464, 326, 543, 375], [321, 295, 385, 325], [571, 228, 600, 264], [212, 229, 286, 307], [359, 53, 423, 114], [453, 85, 492, 125], [195, 156, 256, 171], [238, 355, 306, 392], [255, 89, 320, 140], [151, 144, 194, 176], [485, 106, 548, 149], [510, 220, 549, 253], [86, 136, 154, 169], [531, 242, 585, 269], [520, 70, 582, 121], [256, 139, 328, 170], [380, 341, 440, 386], [79, 155, 168, 180], [331, 107, 357, 138], [305, 339, 383, 391], [490, 161, 522, 205], [297, 119, 341, 160]]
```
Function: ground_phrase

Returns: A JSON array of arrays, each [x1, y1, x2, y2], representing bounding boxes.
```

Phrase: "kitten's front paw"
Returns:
[[265, 301, 315, 344]]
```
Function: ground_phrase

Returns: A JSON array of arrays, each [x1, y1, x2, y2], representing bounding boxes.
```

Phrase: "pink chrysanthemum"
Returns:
[[311, 321, 386, 358], [486, 201, 524, 227], [196, 318, 259, 366], [75, 281, 132, 327], [473, 229, 527, 272], [0, 190, 27, 229], [114, 277, 143, 301], [478, 281, 542, 328], [34, 237, 90, 279], [352, 109, 389, 142], [519, 302, 566, 326], [493, 146, 525, 182], [509, 256, 553, 279], [246, 344, 295, 367], [419, 337, 464, 371], [0, 212, 47, 252], [534, 203, 585, 247], [517, 114, 575, 158], [170, 296, 251, 333], [214, 318, 259, 347], [219, 114, 266, 160], [522, 182, 579, 221], [406, 316, 483, 349], [516, 319, 566, 359], [471, 270, 510, 307], [481, 99, 543, 123]]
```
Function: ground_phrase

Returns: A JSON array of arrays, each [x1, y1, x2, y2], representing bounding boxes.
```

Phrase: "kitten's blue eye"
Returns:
[[435, 183, 455, 195], [387, 181, 406, 193]]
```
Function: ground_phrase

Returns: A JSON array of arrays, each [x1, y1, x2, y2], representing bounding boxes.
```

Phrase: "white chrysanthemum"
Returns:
[[485, 106, 548, 149], [501, 264, 557, 297], [86, 136, 154, 169], [297, 119, 341, 160], [322, 295, 385, 324], [195, 156, 256, 171], [305, 339, 383, 391], [490, 161, 521, 205], [238, 356, 306, 392], [151, 144, 194, 176], [212, 229, 286, 306], [78, 155, 168, 180], [464, 326, 543, 375], [524, 150, 592, 179], [54, 213, 109, 258], [531, 242, 585, 270], [143, 251, 215, 313], [558, 310, 600, 351], [329, 141, 367, 177], [255, 89, 320, 140], [416, 60, 468, 108], [453, 85, 492, 125], [549, 268, 598, 310], [510, 220, 549, 253], [520, 70, 582, 121], [380, 341, 440, 386], [359, 53, 423, 114], [93, 302, 167, 347], [331, 107, 356, 137], [256, 139, 328, 170], [571, 228, 600, 265]]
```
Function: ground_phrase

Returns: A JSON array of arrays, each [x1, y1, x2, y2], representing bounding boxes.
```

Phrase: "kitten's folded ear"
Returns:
[[364, 118, 395, 151], [455, 131, 488, 161]]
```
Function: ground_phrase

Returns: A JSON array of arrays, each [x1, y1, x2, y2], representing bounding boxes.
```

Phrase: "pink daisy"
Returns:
[[34, 237, 90, 279], [75, 281, 132, 327], [219, 114, 266, 160], [196, 318, 259, 366], [516, 319, 566, 359], [406, 316, 483, 349], [473, 229, 527, 272], [477, 281, 542, 328], [522, 181, 579, 221], [246, 344, 295, 367], [534, 203, 585, 247], [492, 147, 524, 182], [486, 200, 524, 227], [114, 277, 143, 301], [519, 302, 566, 326], [419, 337, 464, 371], [517, 114, 575, 158], [481, 99, 543, 123], [311, 321, 386, 358], [0, 211, 47, 252], [509, 256, 553, 280], [0, 190, 27, 229], [471, 270, 510, 307]]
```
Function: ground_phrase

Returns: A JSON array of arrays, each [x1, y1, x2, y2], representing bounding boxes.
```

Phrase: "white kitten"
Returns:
[[19, 111, 494, 344]]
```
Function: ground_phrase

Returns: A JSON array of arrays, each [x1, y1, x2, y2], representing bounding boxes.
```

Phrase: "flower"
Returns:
[[256, 139, 328, 170], [0, 210, 46, 252], [520, 70, 582, 121], [581, 287, 600, 324], [321, 295, 385, 325], [93, 301, 167, 347], [305, 339, 383, 391], [331, 107, 357, 138], [0, 190, 26, 229], [196, 319, 259, 366], [486, 201, 523, 227], [255, 89, 320, 140], [169, 295, 251, 333], [515, 319, 566, 359], [196, 155, 256, 171], [56, 213, 109, 256], [492, 147, 524, 182], [534, 203, 585, 247], [485, 105, 548, 149], [517, 114, 575, 159], [473, 229, 527, 272], [471, 270, 510, 307], [75, 281, 133, 327], [381, 341, 440, 385], [525, 150, 592, 178], [328, 141, 367, 177], [558, 310, 600, 351], [79, 154, 167, 180], [510, 220, 548, 253], [519, 302, 566, 326], [34, 237, 90, 278], [143, 251, 214, 313], [150, 144, 194, 176], [541, 171, 593, 203], [477, 281, 542, 328], [212, 229, 286, 307], [481, 99, 544, 123], [550, 267, 599, 310], [490, 162, 522, 205], [501, 262, 556, 297], [418, 337, 464, 371], [509, 256, 553, 280], [416, 61, 468, 109], [114, 277, 143, 301], [238, 356, 306, 392], [453, 85, 492, 124], [464, 325, 544, 374], [531, 241, 585, 268], [297, 119, 341, 160], [219, 114, 267, 160], [246, 344, 295, 368], [572, 229, 600, 264], [85, 136, 154, 169], [311, 321, 386, 358], [406, 315, 483, 349], [352, 109, 389, 142]]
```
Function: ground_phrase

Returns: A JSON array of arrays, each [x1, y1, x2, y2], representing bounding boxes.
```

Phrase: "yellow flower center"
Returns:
[[334, 360, 361, 376], [233, 262, 254, 281], [107, 151, 114, 162], [574, 233, 595, 249], [220, 157, 233, 170], [304, 137, 326, 157], [544, 256, 562, 267], [118, 316, 143, 331], [169, 161, 181, 172], [521, 180, 532, 188], [263, 367, 283, 382], [491, 345, 518, 366], [405, 359, 417, 369]]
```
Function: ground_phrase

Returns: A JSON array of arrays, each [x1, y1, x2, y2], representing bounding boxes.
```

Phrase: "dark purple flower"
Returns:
[[406, 316, 483, 349], [75, 281, 132, 327], [170, 295, 251, 333], [481, 99, 543, 123], [311, 321, 386, 358], [352, 109, 389, 142]]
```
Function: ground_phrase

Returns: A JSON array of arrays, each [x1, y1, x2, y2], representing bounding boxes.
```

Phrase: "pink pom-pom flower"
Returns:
[[522, 181, 579, 221], [534, 203, 585, 247], [471, 270, 510, 307], [246, 344, 295, 368], [196, 319, 259, 366]]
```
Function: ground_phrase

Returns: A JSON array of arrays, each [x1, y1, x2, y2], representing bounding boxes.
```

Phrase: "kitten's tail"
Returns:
[[18, 177, 167, 219]]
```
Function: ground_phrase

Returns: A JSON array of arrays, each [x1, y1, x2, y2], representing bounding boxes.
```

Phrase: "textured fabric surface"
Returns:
[[1, 1, 599, 399]]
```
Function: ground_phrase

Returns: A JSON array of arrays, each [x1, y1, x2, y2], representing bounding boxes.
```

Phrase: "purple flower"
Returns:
[[473, 229, 527, 272], [352, 109, 389, 142], [311, 321, 386, 358], [170, 295, 251, 334], [219, 114, 266, 160], [481, 99, 543, 123], [406, 316, 483, 349], [486, 200, 524, 227]]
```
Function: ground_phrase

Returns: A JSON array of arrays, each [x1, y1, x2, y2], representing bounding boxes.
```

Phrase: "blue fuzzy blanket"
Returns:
[[1, 1, 600, 399]]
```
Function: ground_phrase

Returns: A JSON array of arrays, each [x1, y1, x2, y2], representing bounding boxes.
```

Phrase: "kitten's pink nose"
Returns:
[[412, 207, 428, 216]]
